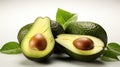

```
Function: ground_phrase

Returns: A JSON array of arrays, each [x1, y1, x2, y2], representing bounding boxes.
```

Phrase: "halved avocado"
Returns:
[[21, 17, 55, 61], [55, 34, 105, 61], [18, 20, 64, 54]]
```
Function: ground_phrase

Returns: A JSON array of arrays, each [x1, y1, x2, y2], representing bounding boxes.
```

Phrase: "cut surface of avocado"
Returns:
[[55, 34, 105, 61], [56, 34, 104, 55], [21, 17, 55, 59]]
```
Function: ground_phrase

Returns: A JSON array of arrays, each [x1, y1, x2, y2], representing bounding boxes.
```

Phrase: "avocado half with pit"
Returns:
[[17, 20, 64, 54], [21, 17, 55, 61], [55, 34, 105, 61]]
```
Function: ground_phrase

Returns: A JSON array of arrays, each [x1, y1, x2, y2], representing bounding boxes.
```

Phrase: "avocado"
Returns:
[[65, 21, 107, 45], [55, 34, 105, 61], [50, 20, 64, 38], [21, 17, 55, 61], [17, 20, 64, 54], [17, 20, 64, 43], [50, 20, 64, 54]]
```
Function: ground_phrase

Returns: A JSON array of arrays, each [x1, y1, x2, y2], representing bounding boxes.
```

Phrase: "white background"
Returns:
[[0, 0, 120, 67]]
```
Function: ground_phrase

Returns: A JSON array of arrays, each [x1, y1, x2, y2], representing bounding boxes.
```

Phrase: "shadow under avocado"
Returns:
[[20, 54, 105, 66]]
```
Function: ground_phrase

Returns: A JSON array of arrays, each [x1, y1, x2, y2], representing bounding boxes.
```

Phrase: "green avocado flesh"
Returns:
[[65, 21, 107, 45], [21, 17, 55, 61], [55, 34, 105, 61]]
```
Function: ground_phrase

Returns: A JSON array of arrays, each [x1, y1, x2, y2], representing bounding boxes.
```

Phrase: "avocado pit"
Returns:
[[73, 37, 94, 50], [29, 33, 47, 50]]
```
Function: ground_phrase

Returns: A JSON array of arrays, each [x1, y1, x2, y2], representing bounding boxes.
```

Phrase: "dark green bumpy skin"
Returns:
[[50, 20, 64, 54], [65, 21, 108, 45], [50, 20, 64, 38]]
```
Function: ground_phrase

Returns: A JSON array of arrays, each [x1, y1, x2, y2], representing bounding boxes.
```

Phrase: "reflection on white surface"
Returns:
[[0, 0, 120, 67]]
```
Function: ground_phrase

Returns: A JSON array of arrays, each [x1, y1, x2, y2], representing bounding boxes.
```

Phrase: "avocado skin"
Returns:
[[59, 44, 104, 62], [53, 42, 64, 54], [50, 20, 64, 38], [65, 21, 107, 45], [50, 20, 64, 54]]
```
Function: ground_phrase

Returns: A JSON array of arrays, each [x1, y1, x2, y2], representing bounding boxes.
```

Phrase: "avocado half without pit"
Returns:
[[55, 34, 105, 61], [21, 17, 55, 62]]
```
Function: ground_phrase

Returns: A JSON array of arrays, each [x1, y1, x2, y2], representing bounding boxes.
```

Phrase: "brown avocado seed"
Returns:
[[29, 33, 47, 50], [73, 37, 94, 50]]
